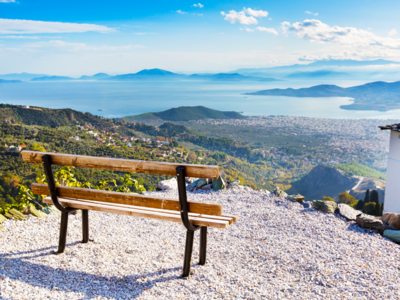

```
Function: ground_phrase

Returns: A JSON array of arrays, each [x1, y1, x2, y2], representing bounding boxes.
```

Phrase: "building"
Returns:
[[379, 123, 400, 213], [74, 136, 80, 141]]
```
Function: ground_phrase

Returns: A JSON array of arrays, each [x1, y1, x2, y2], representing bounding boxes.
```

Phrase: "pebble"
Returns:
[[1, 187, 400, 299]]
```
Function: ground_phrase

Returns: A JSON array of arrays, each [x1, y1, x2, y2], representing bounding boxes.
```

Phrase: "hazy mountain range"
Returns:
[[2, 59, 400, 82], [246, 80, 400, 111]]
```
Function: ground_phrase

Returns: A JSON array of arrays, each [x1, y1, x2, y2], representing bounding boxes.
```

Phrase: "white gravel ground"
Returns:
[[1, 186, 400, 299]]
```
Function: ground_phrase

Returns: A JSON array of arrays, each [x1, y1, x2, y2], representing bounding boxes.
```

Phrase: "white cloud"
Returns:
[[0, 19, 114, 34], [305, 11, 318, 16], [0, 0, 15, 2], [221, 10, 258, 25], [243, 8, 268, 17], [176, 10, 187, 14], [282, 19, 400, 61], [20, 40, 144, 52], [389, 29, 397, 36], [192, 3, 204, 8], [0, 35, 39, 39], [245, 28, 254, 32], [282, 19, 400, 48], [255, 26, 279, 36]]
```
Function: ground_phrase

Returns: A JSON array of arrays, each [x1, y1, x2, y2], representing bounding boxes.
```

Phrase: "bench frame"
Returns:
[[42, 155, 207, 278]]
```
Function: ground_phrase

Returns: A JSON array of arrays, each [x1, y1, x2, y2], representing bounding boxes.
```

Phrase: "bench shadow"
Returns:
[[0, 242, 189, 299]]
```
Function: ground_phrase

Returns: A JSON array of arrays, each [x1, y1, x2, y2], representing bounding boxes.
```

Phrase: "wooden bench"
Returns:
[[21, 151, 238, 277]]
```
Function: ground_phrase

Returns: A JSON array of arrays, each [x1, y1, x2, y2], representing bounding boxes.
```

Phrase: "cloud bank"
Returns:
[[0, 19, 114, 34], [221, 7, 268, 25]]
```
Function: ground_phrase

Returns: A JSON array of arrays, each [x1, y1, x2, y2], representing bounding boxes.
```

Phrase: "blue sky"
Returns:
[[1, 0, 400, 75]]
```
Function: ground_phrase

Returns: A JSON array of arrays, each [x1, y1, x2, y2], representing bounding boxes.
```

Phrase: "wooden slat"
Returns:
[[61, 198, 236, 225], [43, 197, 229, 229], [32, 183, 223, 216], [21, 151, 219, 179]]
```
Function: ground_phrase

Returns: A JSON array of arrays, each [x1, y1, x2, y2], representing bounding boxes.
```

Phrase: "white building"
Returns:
[[380, 124, 400, 213], [74, 136, 80, 141]]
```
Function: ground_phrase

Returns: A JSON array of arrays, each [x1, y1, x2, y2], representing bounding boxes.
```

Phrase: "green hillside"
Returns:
[[334, 163, 386, 180], [124, 106, 246, 122]]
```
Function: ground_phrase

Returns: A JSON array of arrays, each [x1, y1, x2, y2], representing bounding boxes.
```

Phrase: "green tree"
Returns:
[[370, 190, 379, 204], [355, 199, 364, 211], [364, 189, 370, 204], [363, 202, 376, 215], [373, 202, 382, 216]]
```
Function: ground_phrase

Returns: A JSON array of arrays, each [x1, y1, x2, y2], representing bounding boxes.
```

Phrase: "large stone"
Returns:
[[22, 206, 47, 218], [227, 180, 240, 189], [383, 230, 400, 243], [157, 178, 178, 190], [382, 213, 400, 230], [337, 203, 361, 221], [0, 214, 6, 224], [8, 209, 27, 221], [0, 225, 3, 230], [202, 184, 212, 191], [288, 194, 305, 202], [43, 206, 62, 217], [356, 214, 384, 231], [273, 187, 288, 198], [196, 178, 208, 189], [212, 176, 226, 191], [312, 200, 337, 214]]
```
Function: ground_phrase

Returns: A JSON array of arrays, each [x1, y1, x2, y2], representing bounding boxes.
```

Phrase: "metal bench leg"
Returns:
[[82, 209, 89, 243], [199, 227, 207, 265], [182, 230, 194, 278], [57, 212, 69, 254]]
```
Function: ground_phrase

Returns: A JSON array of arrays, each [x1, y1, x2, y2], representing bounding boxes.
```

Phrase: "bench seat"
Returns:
[[43, 196, 238, 228]]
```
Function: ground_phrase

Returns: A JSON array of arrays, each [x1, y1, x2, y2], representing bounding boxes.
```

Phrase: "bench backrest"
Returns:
[[22, 151, 223, 217], [21, 151, 219, 179]]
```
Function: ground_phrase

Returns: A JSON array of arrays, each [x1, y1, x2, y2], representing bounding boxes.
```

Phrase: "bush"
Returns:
[[338, 192, 357, 206], [322, 196, 335, 202]]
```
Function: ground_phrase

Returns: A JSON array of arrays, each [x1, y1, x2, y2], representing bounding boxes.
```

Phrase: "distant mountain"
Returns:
[[0, 79, 22, 83], [233, 59, 400, 78], [109, 68, 183, 81], [31, 76, 75, 81], [79, 73, 111, 80], [288, 165, 358, 201], [189, 73, 279, 82], [124, 106, 246, 122], [0, 72, 48, 81], [286, 70, 348, 79], [246, 80, 400, 111]]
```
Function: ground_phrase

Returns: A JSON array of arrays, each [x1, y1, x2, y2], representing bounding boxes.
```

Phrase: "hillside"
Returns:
[[0, 104, 112, 127], [0, 72, 48, 81], [288, 165, 358, 200], [79, 73, 111, 80], [246, 80, 400, 111], [0, 79, 22, 83], [124, 106, 246, 122], [349, 177, 385, 203]]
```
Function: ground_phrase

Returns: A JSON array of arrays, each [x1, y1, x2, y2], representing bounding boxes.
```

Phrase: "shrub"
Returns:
[[338, 192, 357, 206], [322, 196, 335, 202]]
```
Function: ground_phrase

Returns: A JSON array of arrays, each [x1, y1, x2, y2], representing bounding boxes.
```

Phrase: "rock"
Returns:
[[273, 187, 288, 198], [227, 180, 240, 189], [312, 200, 337, 214], [288, 194, 305, 202], [0, 225, 3, 230], [22, 206, 47, 218], [202, 184, 212, 191], [8, 209, 27, 221], [382, 213, 400, 230], [157, 178, 177, 190], [337, 203, 361, 221], [190, 179, 199, 188], [43, 206, 62, 217], [186, 177, 197, 183], [383, 230, 400, 243], [356, 214, 384, 231], [0, 214, 6, 224], [196, 178, 208, 189], [4, 212, 12, 219], [301, 202, 312, 209], [212, 176, 226, 191]]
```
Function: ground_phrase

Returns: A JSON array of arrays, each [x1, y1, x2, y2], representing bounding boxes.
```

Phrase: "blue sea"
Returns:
[[1, 79, 400, 120]]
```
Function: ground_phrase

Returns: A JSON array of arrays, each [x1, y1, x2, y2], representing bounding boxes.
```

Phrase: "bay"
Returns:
[[0, 79, 399, 119]]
